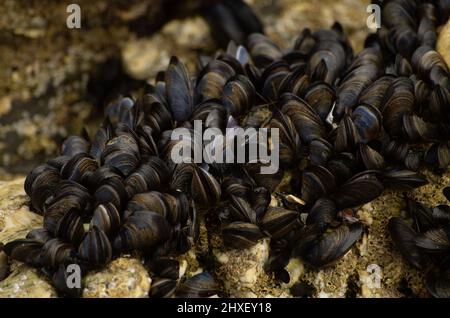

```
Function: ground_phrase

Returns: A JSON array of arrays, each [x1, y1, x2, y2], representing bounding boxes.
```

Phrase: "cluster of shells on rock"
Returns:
[[1, 0, 450, 297]]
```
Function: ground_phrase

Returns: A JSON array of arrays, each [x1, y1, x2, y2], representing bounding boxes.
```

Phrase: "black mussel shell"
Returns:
[[330, 171, 383, 209], [114, 211, 171, 253], [78, 226, 112, 266], [299, 222, 363, 268], [426, 271, 450, 298], [388, 217, 426, 269], [229, 195, 257, 224], [306, 198, 337, 228], [0, 247, 9, 282], [41, 238, 76, 269], [261, 207, 299, 239], [91, 203, 121, 236], [381, 169, 428, 190], [55, 208, 85, 247], [290, 281, 316, 298], [3, 239, 43, 267], [175, 272, 220, 298], [415, 228, 450, 252], [149, 277, 178, 298], [222, 221, 264, 249], [146, 257, 179, 280]]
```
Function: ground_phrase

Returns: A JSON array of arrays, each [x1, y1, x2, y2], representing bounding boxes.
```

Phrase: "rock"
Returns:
[[0, 264, 57, 298], [83, 257, 151, 298], [437, 18, 450, 68]]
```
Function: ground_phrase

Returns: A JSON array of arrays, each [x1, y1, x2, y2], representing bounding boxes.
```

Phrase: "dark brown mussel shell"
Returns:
[[352, 104, 382, 144], [381, 169, 428, 190], [300, 165, 336, 205], [298, 222, 363, 268], [60, 152, 98, 184], [165, 56, 194, 123], [261, 207, 299, 239], [41, 238, 76, 269], [61, 135, 90, 158], [426, 271, 450, 298], [388, 217, 426, 269], [91, 203, 121, 236], [381, 77, 415, 137], [149, 277, 178, 298], [222, 221, 264, 249], [357, 143, 385, 170], [3, 239, 43, 267], [175, 272, 220, 298], [114, 210, 171, 253], [101, 133, 140, 177], [281, 93, 326, 144], [222, 74, 255, 116], [25, 164, 60, 212], [229, 195, 257, 224], [124, 157, 170, 197], [78, 226, 112, 266], [44, 181, 91, 233], [306, 198, 337, 229], [0, 244, 9, 282], [424, 143, 450, 170], [55, 208, 85, 247], [146, 257, 179, 280]]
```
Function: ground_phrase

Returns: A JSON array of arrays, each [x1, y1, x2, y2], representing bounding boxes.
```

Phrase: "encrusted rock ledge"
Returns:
[[1, 171, 448, 297]]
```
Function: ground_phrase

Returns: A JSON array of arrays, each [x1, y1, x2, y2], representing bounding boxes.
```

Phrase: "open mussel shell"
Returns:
[[52, 264, 83, 298], [388, 217, 426, 269], [298, 222, 363, 268], [222, 221, 264, 249], [426, 271, 450, 298], [175, 272, 220, 298], [3, 239, 43, 267], [149, 277, 178, 298], [261, 207, 299, 239], [78, 226, 112, 266]]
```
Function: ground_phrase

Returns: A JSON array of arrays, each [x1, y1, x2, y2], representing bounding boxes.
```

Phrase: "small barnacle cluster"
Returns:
[[1, 0, 449, 297]]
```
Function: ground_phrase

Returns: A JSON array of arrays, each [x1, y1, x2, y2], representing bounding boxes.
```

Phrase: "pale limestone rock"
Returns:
[[83, 257, 151, 298]]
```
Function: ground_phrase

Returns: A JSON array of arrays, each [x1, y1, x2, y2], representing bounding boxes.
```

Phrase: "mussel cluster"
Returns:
[[389, 187, 450, 298], [1, 0, 450, 298]]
